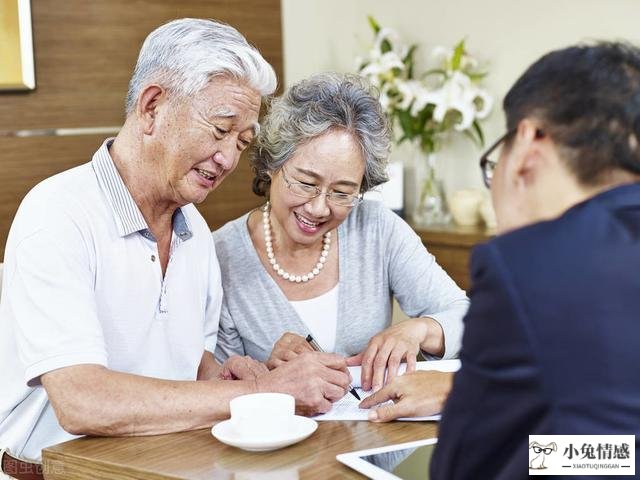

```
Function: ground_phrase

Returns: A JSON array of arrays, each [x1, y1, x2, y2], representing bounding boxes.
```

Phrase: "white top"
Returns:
[[0, 139, 222, 460], [289, 285, 339, 352]]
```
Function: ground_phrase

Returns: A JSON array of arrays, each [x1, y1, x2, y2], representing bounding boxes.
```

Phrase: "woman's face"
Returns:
[[268, 129, 366, 247]]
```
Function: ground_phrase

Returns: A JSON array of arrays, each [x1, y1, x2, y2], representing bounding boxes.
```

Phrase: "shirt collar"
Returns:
[[92, 138, 193, 241]]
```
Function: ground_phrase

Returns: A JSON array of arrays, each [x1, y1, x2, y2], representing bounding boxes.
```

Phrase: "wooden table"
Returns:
[[42, 421, 437, 479]]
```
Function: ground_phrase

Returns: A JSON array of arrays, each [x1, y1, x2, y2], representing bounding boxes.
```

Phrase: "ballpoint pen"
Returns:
[[305, 334, 361, 401]]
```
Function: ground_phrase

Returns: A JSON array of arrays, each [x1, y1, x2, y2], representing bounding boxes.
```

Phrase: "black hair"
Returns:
[[504, 42, 640, 185]]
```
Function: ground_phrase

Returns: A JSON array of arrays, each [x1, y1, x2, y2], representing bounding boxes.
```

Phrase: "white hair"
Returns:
[[124, 18, 277, 115]]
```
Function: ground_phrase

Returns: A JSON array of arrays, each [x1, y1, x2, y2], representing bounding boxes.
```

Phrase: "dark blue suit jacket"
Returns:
[[431, 183, 640, 479]]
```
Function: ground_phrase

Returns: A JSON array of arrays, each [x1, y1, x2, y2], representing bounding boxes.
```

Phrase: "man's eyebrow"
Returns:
[[210, 108, 259, 135], [211, 107, 235, 118]]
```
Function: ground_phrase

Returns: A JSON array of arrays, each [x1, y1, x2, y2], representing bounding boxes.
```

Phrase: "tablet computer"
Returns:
[[336, 437, 438, 480]]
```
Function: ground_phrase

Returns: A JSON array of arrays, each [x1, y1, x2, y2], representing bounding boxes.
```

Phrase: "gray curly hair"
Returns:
[[251, 73, 391, 196]]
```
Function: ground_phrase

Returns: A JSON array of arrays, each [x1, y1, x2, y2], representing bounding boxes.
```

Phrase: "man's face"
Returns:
[[490, 123, 559, 233], [490, 133, 537, 233], [151, 76, 261, 206]]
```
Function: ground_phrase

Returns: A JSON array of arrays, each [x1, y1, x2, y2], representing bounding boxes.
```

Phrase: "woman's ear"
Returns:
[[136, 84, 165, 135]]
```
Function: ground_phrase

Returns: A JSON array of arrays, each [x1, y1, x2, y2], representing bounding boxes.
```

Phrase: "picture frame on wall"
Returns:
[[0, 0, 35, 90]]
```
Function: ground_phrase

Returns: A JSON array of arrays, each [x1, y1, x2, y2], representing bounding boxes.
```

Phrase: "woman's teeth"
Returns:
[[295, 212, 319, 227]]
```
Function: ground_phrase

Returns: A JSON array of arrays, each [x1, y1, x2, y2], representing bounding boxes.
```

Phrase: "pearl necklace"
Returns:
[[262, 202, 331, 283]]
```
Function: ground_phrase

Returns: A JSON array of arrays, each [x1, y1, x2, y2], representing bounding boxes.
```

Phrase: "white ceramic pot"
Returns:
[[449, 189, 483, 226]]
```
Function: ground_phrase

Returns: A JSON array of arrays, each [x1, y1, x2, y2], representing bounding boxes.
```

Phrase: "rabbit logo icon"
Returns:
[[529, 441, 557, 470]]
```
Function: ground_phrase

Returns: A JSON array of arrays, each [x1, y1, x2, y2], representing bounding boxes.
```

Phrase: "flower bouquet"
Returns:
[[357, 17, 492, 223]]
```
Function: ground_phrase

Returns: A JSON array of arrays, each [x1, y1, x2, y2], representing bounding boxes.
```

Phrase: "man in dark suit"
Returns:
[[361, 42, 640, 478]]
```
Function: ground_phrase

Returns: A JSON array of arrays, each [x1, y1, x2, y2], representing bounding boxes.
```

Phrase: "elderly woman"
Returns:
[[213, 73, 469, 391]]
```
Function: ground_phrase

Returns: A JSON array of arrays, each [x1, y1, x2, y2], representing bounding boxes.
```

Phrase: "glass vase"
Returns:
[[411, 153, 450, 226]]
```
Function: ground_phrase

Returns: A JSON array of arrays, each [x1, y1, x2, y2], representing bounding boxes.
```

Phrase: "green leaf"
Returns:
[[472, 120, 485, 147], [381, 39, 392, 54], [451, 39, 466, 71], [367, 16, 381, 34], [467, 71, 488, 81], [463, 128, 480, 147], [397, 109, 416, 138], [403, 45, 418, 78]]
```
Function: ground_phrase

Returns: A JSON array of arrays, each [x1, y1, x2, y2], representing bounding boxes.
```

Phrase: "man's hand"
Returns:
[[358, 370, 454, 422], [259, 351, 351, 416], [266, 332, 314, 369], [218, 355, 269, 380]]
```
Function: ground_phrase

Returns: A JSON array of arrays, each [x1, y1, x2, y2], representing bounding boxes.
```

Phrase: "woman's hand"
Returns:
[[266, 332, 314, 369], [358, 370, 454, 422], [346, 317, 444, 391], [218, 355, 269, 380]]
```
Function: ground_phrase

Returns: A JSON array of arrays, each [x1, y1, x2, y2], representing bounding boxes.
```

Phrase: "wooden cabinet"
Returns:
[[411, 223, 494, 291]]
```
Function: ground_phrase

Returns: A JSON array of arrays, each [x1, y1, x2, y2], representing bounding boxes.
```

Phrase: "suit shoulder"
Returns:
[[488, 196, 608, 263]]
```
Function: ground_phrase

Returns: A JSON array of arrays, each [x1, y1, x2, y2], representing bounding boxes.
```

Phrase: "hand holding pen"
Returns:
[[306, 334, 361, 400]]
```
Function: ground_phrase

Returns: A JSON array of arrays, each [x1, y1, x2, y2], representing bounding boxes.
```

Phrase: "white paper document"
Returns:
[[313, 359, 461, 422]]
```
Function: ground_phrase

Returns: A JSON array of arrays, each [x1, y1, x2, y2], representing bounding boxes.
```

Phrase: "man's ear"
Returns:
[[510, 118, 546, 187], [136, 85, 165, 135]]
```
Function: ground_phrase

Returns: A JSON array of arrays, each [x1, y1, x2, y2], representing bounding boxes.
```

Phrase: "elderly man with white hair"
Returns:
[[0, 18, 351, 479]]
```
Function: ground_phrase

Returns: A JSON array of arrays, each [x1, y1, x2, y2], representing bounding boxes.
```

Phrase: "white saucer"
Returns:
[[211, 416, 318, 452]]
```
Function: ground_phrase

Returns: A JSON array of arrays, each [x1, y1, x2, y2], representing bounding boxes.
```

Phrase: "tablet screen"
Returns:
[[360, 443, 435, 479], [337, 438, 438, 480]]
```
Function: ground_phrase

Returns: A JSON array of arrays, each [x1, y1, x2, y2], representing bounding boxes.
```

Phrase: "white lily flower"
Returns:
[[396, 79, 421, 110], [399, 44, 410, 61], [357, 18, 492, 150], [360, 51, 404, 78], [412, 72, 478, 131], [374, 27, 402, 54], [473, 88, 493, 119], [379, 82, 393, 111], [431, 46, 452, 63], [461, 55, 479, 70]]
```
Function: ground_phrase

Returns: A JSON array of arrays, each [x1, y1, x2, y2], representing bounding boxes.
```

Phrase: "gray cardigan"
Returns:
[[213, 200, 468, 362]]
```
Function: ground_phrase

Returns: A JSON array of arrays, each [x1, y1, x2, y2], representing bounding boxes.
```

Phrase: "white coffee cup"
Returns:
[[229, 393, 295, 439]]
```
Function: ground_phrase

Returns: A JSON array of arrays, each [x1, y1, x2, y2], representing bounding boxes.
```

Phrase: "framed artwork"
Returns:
[[0, 0, 35, 90]]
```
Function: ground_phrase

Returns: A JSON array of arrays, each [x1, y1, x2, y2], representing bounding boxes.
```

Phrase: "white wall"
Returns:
[[282, 0, 640, 193]]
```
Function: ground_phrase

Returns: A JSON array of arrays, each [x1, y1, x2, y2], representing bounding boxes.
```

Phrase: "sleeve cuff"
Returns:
[[424, 311, 465, 360], [25, 349, 108, 387]]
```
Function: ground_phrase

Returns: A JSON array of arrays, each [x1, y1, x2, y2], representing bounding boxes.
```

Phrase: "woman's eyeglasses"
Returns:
[[280, 167, 363, 207]]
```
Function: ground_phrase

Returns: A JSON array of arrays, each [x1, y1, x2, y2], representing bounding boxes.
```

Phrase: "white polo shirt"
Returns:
[[0, 139, 222, 460]]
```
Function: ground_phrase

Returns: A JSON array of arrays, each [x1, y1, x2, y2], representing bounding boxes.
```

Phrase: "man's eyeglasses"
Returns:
[[479, 129, 515, 188], [480, 128, 545, 188], [280, 166, 363, 207]]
